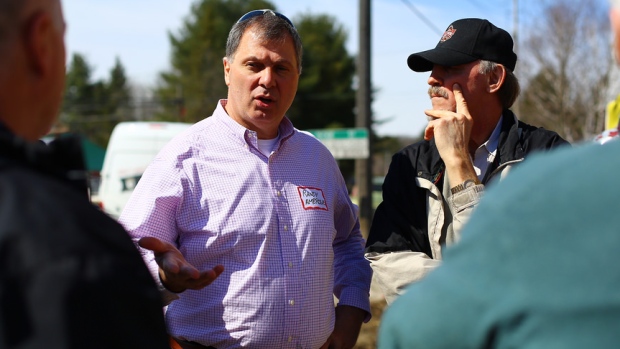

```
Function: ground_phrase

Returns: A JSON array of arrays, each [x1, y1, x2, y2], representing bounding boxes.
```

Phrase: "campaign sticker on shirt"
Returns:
[[297, 186, 329, 211]]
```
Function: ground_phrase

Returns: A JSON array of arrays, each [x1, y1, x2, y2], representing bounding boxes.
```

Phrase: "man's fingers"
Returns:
[[140, 237, 223, 292], [424, 109, 441, 141], [424, 109, 441, 119], [212, 264, 225, 275], [198, 265, 224, 282], [184, 265, 225, 290], [424, 124, 435, 141], [138, 236, 167, 253], [139, 237, 190, 275], [452, 83, 470, 117], [139, 237, 179, 259], [161, 257, 184, 275], [203, 265, 225, 282]]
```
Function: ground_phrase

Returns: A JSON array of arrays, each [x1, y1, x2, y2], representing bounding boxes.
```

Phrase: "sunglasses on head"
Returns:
[[237, 9, 295, 29]]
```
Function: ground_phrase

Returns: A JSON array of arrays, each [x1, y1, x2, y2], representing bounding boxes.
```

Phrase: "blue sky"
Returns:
[[62, 0, 608, 137]]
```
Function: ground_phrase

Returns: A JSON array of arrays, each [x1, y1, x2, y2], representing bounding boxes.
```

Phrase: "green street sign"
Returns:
[[307, 128, 369, 159]]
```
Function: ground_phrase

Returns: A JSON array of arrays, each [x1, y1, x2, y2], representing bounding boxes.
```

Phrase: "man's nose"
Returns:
[[259, 67, 275, 88], [427, 68, 442, 86]]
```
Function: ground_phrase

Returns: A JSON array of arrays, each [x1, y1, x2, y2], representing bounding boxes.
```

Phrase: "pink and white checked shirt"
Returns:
[[119, 100, 372, 349]]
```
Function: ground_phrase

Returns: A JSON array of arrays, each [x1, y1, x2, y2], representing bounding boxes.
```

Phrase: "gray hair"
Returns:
[[479, 60, 520, 109], [225, 11, 303, 73]]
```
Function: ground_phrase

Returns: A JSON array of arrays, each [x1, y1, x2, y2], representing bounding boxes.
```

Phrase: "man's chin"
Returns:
[[430, 106, 457, 112]]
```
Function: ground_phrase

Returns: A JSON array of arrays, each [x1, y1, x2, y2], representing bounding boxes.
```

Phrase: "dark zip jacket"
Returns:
[[0, 123, 169, 349], [367, 110, 569, 256]]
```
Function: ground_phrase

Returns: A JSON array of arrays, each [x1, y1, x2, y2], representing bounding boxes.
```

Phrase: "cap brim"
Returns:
[[407, 48, 479, 72]]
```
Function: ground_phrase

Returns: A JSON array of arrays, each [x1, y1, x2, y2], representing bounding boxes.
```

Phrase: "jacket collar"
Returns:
[[496, 109, 525, 164], [417, 110, 523, 184], [0, 122, 89, 195]]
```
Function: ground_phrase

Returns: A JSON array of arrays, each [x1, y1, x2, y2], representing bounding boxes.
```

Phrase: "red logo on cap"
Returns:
[[440, 25, 456, 42]]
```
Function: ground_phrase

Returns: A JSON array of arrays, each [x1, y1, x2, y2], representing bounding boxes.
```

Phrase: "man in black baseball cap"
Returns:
[[365, 18, 568, 304], [407, 18, 517, 72]]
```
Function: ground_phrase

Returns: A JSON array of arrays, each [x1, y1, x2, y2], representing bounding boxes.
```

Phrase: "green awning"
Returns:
[[41, 133, 106, 172], [80, 137, 106, 172]]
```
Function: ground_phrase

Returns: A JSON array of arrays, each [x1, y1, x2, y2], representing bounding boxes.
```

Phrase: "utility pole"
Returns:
[[356, 0, 373, 237], [512, 0, 520, 116], [512, 0, 518, 51]]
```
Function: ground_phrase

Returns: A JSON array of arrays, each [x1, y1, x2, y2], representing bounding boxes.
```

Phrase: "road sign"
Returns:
[[307, 128, 369, 159]]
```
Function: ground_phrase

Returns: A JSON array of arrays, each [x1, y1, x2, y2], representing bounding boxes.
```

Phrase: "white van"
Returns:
[[99, 121, 191, 219]]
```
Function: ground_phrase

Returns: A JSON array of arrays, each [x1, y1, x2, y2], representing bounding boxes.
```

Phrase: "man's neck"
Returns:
[[469, 111, 503, 154]]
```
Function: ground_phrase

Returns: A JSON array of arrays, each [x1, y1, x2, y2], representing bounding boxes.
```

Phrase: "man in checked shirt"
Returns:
[[119, 9, 372, 349]]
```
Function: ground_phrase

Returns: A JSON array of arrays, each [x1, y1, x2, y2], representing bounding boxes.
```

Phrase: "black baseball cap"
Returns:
[[407, 18, 517, 72]]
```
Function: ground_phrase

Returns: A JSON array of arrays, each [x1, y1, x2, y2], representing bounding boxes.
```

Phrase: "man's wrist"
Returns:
[[451, 178, 481, 195]]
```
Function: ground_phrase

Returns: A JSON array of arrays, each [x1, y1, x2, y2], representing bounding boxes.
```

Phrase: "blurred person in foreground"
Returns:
[[119, 9, 371, 349], [0, 0, 169, 348], [377, 3, 620, 347], [365, 18, 568, 304]]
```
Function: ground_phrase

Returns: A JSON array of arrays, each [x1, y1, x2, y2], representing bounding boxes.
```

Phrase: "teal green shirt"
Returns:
[[379, 140, 620, 348]]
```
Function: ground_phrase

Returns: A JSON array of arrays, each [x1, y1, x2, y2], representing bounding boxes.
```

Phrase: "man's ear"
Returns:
[[488, 64, 506, 94], [24, 11, 55, 77], [223, 57, 231, 86]]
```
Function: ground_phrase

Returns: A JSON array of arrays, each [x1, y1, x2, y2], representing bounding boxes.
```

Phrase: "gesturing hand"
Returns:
[[424, 83, 478, 184], [138, 236, 224, 293], [424, 83, 474, 162]]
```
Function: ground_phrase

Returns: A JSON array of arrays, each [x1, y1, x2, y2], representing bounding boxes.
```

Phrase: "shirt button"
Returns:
[[288, 336, 293, 342], [284, 225, 288, 231], [288, 262, 293, 268], [276, 190, 281, 196], [289, 299, 294, 306]]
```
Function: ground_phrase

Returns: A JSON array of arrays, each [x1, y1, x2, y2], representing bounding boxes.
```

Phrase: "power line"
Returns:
[[399, 0, 443, 36]]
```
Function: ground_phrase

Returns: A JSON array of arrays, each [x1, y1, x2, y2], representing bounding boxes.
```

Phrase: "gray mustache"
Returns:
[[428, 86, 449, 99]]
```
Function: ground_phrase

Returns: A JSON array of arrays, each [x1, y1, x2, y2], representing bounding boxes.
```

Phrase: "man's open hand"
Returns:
[[139, 236, 224, 293]]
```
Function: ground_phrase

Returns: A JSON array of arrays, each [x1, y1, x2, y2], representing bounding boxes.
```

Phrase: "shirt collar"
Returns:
[[477, 116, 503, 156], [214, 99, 295, 147], [472, 116, 503, 181]]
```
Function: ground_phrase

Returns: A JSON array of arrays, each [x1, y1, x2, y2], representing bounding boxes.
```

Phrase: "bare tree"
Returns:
[[517, 0, 612, 142]]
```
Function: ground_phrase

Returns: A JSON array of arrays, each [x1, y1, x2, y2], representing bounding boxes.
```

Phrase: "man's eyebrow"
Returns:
[[274, 58, 294, 66], [241, 55, 294, 66]]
